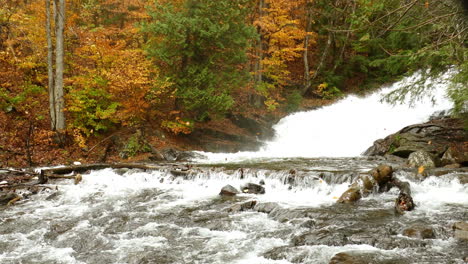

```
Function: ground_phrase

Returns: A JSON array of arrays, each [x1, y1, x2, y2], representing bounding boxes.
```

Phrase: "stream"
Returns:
[[0, 72, 467, 264]]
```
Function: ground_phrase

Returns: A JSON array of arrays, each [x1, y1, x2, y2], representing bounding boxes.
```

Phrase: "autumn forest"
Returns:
[[1, 0, 467, 166]]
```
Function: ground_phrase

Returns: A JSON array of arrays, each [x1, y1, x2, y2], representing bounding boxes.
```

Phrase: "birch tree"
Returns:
[[46, 0, 65, 132]]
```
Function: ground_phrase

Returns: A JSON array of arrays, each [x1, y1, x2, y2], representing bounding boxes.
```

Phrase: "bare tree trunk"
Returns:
[[302, 1, 313, 95], [54, 0, 65, 132], [46, 0, 56, 130], [312, 33, 332, 80]]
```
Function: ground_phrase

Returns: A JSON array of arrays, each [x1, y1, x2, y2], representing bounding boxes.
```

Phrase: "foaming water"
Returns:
[[195, 71, 454, 163], [1, 167, 466, 264]]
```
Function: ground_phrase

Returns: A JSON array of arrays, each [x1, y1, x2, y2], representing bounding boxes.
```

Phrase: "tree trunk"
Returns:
[[302, 1, 313, 95], [46, 0, 56, 130], [54, 0, 66, 132], [312, 33, 332, 80]]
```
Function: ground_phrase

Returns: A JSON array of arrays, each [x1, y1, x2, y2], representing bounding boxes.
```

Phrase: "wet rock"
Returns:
[[402, 225, 435, 239], [407, 150, 437, 168], [227, 200, 257, 213], [359, 175, 375, 194], [364, 118, 466, 160], [0, 192, 20, 205], [159, 148, 204, 161], [293, 230, 348, 247], [241, 183, 265, 194], [453, 222, 468, 241], [329, 251, 410, 264], [395, 192, 415, 215], [370, 165, 393, 186], [254, 202, 280, 214], [219, 185, 239, 196], [337, 187, 361, 204]]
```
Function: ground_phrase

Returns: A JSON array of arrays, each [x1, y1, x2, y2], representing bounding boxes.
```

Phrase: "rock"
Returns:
[[219, 185, 239, 196], [0, 192, 20, 205], [159, 148, 205, 161], [337, 187, 361, 203], [227, 200, 257, 212], [254, 202, 280, 214], [441, 146, 468, 166], [395, 192, 415, 215], [402, 225, 435, 239], [370, 165, 393, 186], [407, 150, 437, 168], [364, 118, 467, 160], [360, 175, 375, 194], [241, 183, 265, 194], [329, 251, 410, 264], [453, 222, 468, 241], [444, 163, 461, 169]]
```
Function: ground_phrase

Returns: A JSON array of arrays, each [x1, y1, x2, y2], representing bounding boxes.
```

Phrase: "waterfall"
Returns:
[[197, 71, 454, 162]]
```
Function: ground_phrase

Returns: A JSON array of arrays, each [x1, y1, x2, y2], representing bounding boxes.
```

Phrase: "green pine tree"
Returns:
[[142, 0, 256, 121]]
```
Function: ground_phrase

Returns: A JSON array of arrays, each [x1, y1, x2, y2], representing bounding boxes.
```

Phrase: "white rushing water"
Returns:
[[1, 168, 466, 264], [196, 71, 454, 162]]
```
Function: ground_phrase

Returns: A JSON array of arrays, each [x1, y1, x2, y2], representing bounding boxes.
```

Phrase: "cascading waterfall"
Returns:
[[1, 71, 466, 264], [197, 71, 454, 162]]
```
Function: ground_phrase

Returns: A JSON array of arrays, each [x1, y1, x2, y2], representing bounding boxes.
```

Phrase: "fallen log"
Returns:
[[41, 163, 165, 175]]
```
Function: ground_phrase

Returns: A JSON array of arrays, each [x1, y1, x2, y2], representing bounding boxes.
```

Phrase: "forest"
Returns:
[[0, 0, 467, 166]]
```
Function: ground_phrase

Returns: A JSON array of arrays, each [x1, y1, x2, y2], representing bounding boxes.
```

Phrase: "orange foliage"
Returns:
[[255, 0, 315, 87]]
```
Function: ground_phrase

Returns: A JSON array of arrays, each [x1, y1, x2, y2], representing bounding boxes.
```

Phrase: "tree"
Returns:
[[46, 0, 65, 132], [142, 0, 256, 120]]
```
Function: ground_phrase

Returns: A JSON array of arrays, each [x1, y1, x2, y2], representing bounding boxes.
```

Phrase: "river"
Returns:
[[0, 73, 466, 264]]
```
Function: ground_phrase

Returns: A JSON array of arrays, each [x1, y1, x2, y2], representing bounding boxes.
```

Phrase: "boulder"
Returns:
[[407, 150, 437, 168], [337, 187, 361, 204], [219, 185, 239, 196], [453, 222, 468, 241], [441, 146, 468, 166], [363, 118, 467, 162], [241, 183, 265, 194], [370, 165, 393, 186]]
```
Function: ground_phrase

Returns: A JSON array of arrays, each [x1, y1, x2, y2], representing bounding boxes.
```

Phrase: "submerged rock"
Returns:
[[227, 200, 257, 213], [453, 222, 468, 241], [241, 183, 265, 194], [219, 185, 239, 196], [254, 202, 280, 214], [402, 225, 435, 239], [329, 251, 410, 264]]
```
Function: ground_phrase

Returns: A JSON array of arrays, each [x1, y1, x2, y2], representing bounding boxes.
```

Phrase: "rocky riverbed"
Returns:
[[0, 157, 467, 264]]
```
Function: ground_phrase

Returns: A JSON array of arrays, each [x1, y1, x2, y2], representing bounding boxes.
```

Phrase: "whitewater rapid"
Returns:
[[196, 71, 454, 162]]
